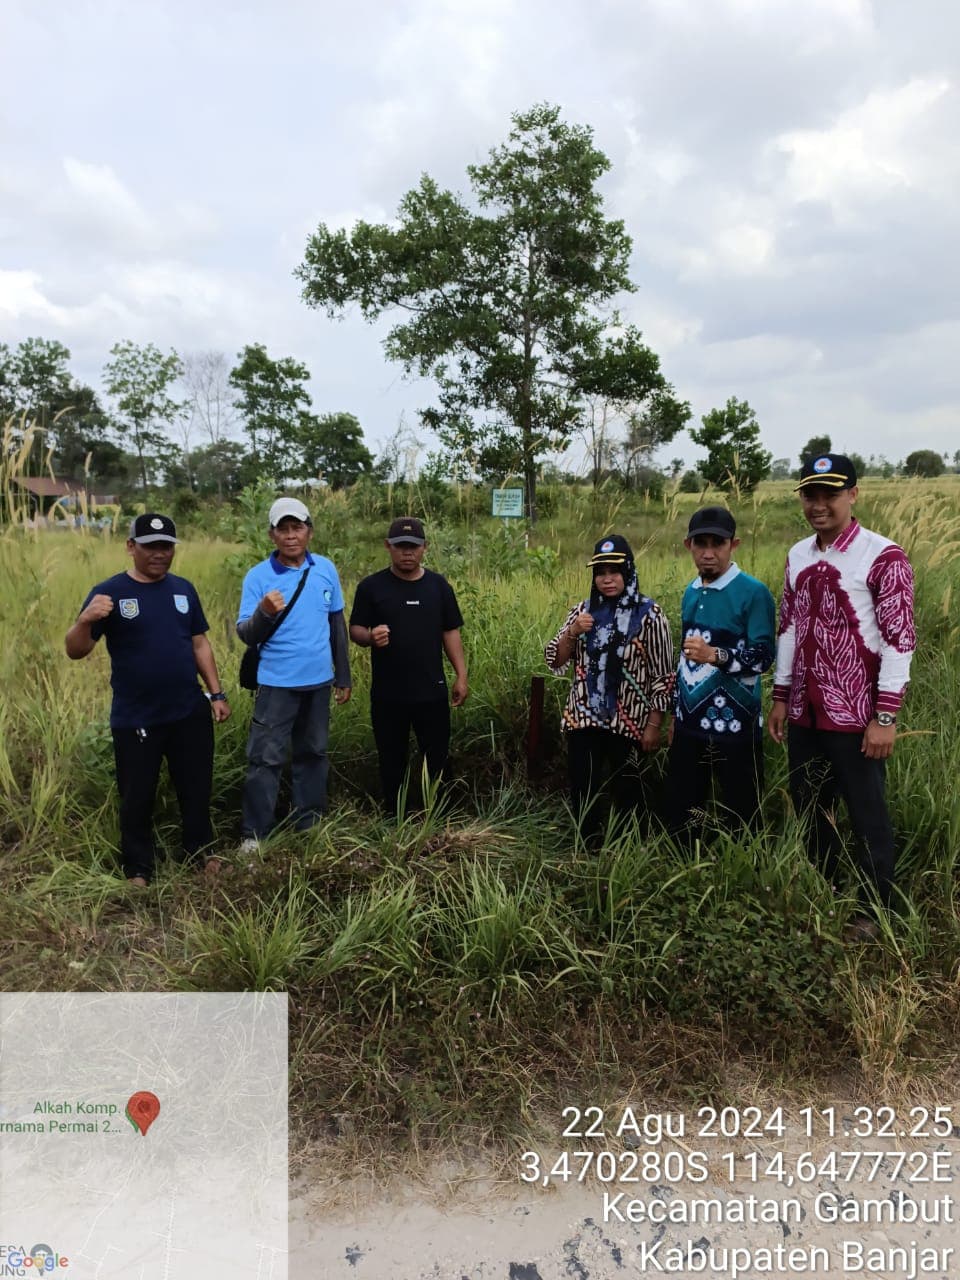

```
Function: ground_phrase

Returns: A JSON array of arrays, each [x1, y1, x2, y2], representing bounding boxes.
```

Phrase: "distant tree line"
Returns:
[[0, 337, 376, 500], [5, 109, 954, 512]]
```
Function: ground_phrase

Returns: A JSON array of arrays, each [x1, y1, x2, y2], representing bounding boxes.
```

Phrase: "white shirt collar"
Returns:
[[693, 563, 741, 591]]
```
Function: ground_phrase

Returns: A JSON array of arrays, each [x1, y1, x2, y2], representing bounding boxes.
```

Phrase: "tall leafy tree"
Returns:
[[0, 338, 116, 478], [903, 448, 945, 477], [615, 396, 689, 489], [297, 103, 686, 520], [229, 344, 312, 484], [47, 382, 115, 478], [690, 397, 772, 495], [103, 341, 184, 492], [0, 337, 73, 426], [190, 440, 254, 497], [295, 411, 373, 488], [798, 434, 832, 467]]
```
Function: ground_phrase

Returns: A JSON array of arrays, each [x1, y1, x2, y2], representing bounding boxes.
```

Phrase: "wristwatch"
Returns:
[[875, 711, 896, 727], [714, 647, 729, 667], [209, 692, 228, 703]]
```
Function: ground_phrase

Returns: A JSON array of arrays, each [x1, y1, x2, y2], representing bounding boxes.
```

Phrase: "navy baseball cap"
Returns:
[[795, 454, 858, 491], [587, 534, 634, 568], [386, 516, 426, 545], [687, 507, 736, 539], [130, 513, 178, 544]]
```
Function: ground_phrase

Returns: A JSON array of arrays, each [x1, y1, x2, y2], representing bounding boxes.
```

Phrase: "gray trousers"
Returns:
[[242, 684, 331, 837]]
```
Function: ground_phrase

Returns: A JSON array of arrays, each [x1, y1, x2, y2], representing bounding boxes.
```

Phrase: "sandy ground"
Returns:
[[290, 1112, 960, 1279]]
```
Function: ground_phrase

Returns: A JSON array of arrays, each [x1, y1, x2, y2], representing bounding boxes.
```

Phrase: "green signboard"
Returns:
[[491, 488, 524, 518]]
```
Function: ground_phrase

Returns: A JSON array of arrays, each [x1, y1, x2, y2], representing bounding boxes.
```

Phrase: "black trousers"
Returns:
[[371, 698, 451, 814], [665, 731, 764, 844], [566, 729, 637, 839], [787, 724, 895, 908], [111, 699, 214, 881]]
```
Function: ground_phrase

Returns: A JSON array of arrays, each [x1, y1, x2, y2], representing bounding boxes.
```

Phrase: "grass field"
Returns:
[[3, 472, 959, 1162]]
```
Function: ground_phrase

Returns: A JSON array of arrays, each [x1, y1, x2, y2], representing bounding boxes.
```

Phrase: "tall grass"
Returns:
[[4, 427, 960, 1148]]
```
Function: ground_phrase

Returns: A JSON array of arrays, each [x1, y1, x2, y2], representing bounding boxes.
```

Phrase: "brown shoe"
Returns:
[[843, 914, 880, 944]]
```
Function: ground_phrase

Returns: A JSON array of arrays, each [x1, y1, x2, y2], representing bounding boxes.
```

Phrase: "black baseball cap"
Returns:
[[795, 453, 858, 491], [587, 534, 634, 568], [687, 507, 737, 539], [386, 516, 426, 545], [129, 513, 178, 544]]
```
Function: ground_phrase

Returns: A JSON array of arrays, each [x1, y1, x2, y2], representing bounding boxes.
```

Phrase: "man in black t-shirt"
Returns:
[[65, 514, 231, 885], [350, 517, 467, 813]]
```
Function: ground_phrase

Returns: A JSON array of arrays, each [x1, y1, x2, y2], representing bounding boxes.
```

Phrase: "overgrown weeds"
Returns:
[[3, 478, 960, 1152]]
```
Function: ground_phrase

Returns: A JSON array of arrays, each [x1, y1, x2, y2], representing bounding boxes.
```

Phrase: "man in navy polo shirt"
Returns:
[[65, 513, 231, 885], [237, 497, 351, 846]]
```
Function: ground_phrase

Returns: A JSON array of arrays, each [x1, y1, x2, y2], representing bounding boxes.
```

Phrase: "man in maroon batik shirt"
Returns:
[[768, 454, 915, 942]]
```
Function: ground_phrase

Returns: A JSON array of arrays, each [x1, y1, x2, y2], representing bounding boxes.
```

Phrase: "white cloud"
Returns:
[[62, 157, 153, 239], [0, 270, 68, 325], [1, 0, 958, 459], [776, 76, 953, 210]]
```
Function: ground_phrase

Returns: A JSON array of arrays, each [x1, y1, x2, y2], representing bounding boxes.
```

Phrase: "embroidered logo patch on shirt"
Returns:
[[119, 598, 139, 619], [173, 594, 189, 614]]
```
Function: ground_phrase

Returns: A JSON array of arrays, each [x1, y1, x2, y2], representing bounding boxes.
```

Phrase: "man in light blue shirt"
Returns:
[[237, 497, 351, 844]]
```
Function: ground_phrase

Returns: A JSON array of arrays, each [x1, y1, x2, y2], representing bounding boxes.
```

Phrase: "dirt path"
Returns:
[[291, 1109, 960, 1279]]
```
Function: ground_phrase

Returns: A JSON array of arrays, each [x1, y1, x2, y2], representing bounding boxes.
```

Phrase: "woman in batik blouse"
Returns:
[[545, 534, 673, 839]]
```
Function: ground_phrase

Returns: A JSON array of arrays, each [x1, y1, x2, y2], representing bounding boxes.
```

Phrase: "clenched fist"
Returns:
[[80, 594, 114, 624], [260, 589, 286, 616]]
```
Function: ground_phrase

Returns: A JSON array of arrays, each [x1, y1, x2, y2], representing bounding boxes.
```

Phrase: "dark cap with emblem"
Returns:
[[386, 516, 426, 545], [587, 534, 634, 569], [130, 513, 178, 544], [687, 506, 737, 539], [795, 453, 858, 491]]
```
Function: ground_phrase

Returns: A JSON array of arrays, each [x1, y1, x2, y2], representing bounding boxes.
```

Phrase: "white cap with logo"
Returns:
[[268, 497, 311, 527]]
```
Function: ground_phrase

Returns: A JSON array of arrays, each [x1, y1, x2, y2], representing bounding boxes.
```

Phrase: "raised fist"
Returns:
[[81, 594, 114, 623]]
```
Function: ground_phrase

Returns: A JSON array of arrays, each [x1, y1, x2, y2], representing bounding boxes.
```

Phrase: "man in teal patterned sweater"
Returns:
[[665, 507, 775, 844]]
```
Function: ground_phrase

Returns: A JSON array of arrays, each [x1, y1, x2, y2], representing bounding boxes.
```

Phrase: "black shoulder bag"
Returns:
[[238, 568, 312, 691]]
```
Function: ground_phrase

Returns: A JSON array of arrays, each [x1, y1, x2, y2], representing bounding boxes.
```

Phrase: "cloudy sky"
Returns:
[[2, 0, 957, 471]]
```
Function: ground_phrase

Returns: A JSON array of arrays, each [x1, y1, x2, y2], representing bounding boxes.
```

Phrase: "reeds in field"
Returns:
[[3, 477, 960, 1147]]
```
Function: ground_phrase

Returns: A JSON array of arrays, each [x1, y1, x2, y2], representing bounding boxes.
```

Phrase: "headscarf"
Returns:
[[583, 538, 653, 722]]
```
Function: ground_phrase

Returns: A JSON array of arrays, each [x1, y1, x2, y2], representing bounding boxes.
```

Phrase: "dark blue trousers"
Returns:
[[111, 698, 214, 881]]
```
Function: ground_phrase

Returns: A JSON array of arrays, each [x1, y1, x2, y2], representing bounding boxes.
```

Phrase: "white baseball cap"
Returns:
[[269, 497, 311, 527]]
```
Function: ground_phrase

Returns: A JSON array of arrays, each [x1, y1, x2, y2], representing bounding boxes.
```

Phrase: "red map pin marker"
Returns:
[[126, 1091, 160, 1136]]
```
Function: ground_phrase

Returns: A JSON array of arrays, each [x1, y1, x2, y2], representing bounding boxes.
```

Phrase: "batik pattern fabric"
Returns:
[[582, 567, 654, 722], [673, 564, 776, 742], [772, 520, 915, 732], [545, 600, 673, 742]]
